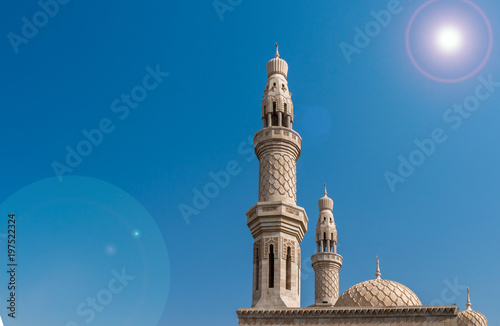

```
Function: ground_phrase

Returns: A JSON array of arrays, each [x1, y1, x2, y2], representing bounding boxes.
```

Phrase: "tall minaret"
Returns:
[[311, 185, 343, 306], [246, 44, 308, 309]]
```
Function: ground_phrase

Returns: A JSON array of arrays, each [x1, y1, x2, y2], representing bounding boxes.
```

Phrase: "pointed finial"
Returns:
[[275, 43, 280, 58], [466, 287, 472, 311], [375, 256, 381, 280], [324, 183, 327, 196]]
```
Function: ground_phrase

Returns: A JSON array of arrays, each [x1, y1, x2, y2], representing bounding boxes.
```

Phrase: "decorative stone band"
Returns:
[[311, 253, 343, 266], [237, 305, 460, 318], [254, 127, 302, 153]]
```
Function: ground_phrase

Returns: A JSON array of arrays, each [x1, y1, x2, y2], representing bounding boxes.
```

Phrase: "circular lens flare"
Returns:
[[406, 0, 493, 83], [435, 26, 463, 53]]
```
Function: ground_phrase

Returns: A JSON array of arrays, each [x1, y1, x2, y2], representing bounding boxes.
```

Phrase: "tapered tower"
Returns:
[[311, 185, 343, 306], [246, 44, 308, 308]]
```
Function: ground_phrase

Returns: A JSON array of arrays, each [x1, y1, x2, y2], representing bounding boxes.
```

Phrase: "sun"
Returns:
[[435, 26, 463, 53]]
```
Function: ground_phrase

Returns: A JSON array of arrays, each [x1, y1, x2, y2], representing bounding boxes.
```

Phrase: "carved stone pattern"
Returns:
[[457, 310, 488, 326], [253, 240, 261, 263], [335, 279, 422, 308], [263, 237, 278, 259], [259, 152, 296, 203], [282, 239, 295, 263], [315, 268, 339, 302]]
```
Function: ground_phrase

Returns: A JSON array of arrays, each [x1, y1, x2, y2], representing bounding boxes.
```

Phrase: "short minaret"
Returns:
[[246, 44, 308, 309], [311, 185, 343, 306]]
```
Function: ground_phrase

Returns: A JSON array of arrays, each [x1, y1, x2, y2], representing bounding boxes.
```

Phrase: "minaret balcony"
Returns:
[[246, 201, 308, 242], [254, 127, 302, 157], [311, 252, 343, 266]]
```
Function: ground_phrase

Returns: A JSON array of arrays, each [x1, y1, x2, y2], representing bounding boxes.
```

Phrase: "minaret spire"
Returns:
[[466, 287, 472, 311], [375, 256, 381, 280], [275, 42, 280, 58], [246, 46, 307, 309], [324, 183, 327, 196]]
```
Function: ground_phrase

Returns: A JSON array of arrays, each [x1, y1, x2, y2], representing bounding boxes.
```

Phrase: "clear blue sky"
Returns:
[[1, 0, 499, 325]]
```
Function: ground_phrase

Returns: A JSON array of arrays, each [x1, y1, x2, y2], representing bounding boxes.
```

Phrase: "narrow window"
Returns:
[[286, 247, 292, 290], [255, 249, 260, 291], [272, 102, 278, 126], [283, 103, 288, 127], [269, 245, 274, 288]]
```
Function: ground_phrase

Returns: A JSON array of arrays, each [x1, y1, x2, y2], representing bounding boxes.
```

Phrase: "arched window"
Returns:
[[269, 245, 275, 288], [286, 247, 292, 290]]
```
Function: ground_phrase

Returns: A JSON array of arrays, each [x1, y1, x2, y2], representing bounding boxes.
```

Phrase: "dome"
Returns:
[[335, 257, 422, 308], [335, 278, 422, 307], [458, 310, 488, 326], [266, 43, 288, 79], [318, 184, 333, 211], [457, 288, 488, 326]]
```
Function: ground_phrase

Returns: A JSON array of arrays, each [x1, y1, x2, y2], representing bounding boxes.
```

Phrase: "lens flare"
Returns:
[[435, 26, 463, 53], [406, 0, 493, 83]]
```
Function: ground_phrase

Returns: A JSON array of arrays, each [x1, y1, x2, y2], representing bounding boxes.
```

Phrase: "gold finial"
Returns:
[[466, 287, 472, 311], [375, 256, 381, 280], [275, 42, 280, 58], [324, 183, 327, 196]]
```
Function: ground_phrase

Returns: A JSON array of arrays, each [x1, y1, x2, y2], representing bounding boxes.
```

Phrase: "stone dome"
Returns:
[[458, 310, 488, 326], [458, 288, 488, 326], [335, 278, 422, 307], [266, 43, 288, 78], [318, 184, 334, 211]]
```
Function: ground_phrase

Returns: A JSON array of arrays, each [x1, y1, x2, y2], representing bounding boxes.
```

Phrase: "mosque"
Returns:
[[236, 45, 487, 326]]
